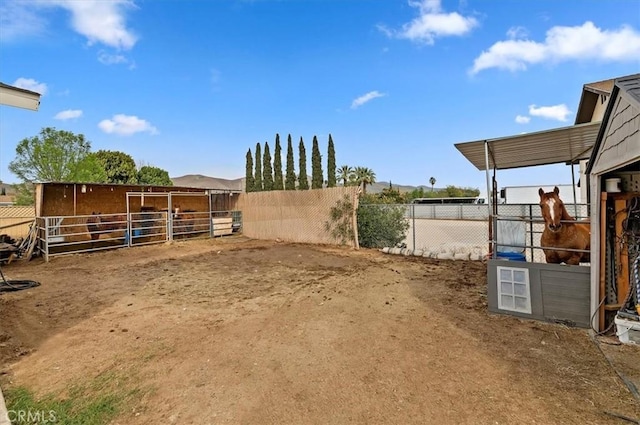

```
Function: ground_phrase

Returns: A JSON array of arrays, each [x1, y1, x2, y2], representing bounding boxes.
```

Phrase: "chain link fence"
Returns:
[[361, 202, 589, 262]]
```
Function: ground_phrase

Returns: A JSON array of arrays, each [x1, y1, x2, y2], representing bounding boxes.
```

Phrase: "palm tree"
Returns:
[[336, 165, 354, 186], [429, 176, 436, 192], [354, 166, 376, 194]]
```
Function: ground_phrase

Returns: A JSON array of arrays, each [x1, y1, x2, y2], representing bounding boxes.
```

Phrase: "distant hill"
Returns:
[[369, 182, 442, 194], [171, 174, 442, 194], [171, 174, 244, 191]]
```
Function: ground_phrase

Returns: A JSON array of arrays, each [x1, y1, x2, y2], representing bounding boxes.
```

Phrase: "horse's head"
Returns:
[[539, 186, 563, 232]]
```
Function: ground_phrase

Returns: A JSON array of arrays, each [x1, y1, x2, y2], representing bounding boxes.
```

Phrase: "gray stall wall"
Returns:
[[488, 260, 591, 328]]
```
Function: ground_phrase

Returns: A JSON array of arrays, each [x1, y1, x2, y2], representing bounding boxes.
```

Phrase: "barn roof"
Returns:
[[454, 121, 601, 171]]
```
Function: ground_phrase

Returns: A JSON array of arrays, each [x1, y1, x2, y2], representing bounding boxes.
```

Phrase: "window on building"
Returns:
[[497, 266, 531, 314]]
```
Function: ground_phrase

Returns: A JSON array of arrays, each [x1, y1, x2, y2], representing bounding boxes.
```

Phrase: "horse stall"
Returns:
[[35, 182, 241, 260], [586, 74, 640, 340], [456, 122, 599, 328]]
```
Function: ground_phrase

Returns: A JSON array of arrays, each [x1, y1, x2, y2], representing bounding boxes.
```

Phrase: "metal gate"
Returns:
[[126, 193, 170, 246]]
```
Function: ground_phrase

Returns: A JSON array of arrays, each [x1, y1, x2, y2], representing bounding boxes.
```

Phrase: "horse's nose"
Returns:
[[549, 223, 561, 231]]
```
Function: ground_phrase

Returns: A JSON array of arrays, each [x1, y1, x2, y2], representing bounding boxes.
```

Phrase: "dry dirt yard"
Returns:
[[1, 236, 639, 425]]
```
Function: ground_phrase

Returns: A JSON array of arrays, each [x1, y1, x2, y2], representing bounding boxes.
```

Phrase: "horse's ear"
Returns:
[[554, 186, 559, 195], [538, 188, 544, 197]]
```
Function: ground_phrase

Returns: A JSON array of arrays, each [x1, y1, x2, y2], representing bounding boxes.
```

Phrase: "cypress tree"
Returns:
[[298, 137, 309, 190], [245, 148, 254, 192], [254, 142, 263, 192], [263, 141, 274, 191], [273, 134, 284, 190], [311, 135, 323, 189], [285, 134, 296, 190], [327, 134, 336, 188]]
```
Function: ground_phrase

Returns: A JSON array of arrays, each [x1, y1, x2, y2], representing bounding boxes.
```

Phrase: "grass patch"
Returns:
[[4, 370, 145, 425]]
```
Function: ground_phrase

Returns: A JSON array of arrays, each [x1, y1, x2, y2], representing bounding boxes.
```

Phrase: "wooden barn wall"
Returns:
[[38, 183, 228, 216], [235, 186, 360, 246], [487, 260, 591, 328]]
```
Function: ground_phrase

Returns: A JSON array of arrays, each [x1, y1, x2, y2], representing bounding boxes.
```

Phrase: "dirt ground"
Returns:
[[1, 236, 639, 425]]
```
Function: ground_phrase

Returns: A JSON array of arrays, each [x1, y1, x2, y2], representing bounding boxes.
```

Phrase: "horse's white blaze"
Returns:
[[546, 198, 556, 223]]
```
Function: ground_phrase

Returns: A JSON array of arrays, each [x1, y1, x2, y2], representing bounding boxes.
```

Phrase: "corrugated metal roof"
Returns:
[[455, 121, 601, 171], [0, 82, 41, 96]]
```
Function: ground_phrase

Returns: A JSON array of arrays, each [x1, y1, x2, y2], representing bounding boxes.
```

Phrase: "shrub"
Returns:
[[357, 200, 409, 248]]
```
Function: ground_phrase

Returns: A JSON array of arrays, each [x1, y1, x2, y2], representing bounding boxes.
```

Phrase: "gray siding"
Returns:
[[488, 260, 591, 328], [590, 95, 640, 175]]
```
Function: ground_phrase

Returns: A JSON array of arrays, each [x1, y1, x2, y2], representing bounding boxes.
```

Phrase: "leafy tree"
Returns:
[[245, 148, 255, 192], [137, 165, 173, 186], [12, 183, 36, 206], [263, 141, 274, 191], [298, 137, 309, 190], [94, 150, 138, 184], [273, 134, 284, 190], [336, 165, 353, 186], [285, 134, 296, 190], [429, 176, 436, 192], [353, 166, 376, 194], [254, 142, 263, 192], [9, 127, 105, 184], [357, 195, 409, 248], [327, 134, 336, 188], [311, 135, 323, 189]]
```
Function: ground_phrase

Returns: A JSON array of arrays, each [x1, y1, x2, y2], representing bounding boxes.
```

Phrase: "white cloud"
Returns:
[[0, 0, 137, 50], [53, 0, 138, 50], [98, 51, 128, 65], [471, 21, 640, 74], [55, 109, 83, 120], [506, 26, 528, 40], [351, 91, 386, 109], [98, 114, 158, 136], [379, 0, 478, 45], [528, 104, 571, 122], [515, 115, 530, 124], [0, 1, 47, 41], [13, 78, 48, 95]]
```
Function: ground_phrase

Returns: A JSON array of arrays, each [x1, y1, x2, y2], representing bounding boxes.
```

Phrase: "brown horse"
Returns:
[[171, 206, 196, 237], [86, 212, 128, 241], [538, 187, 590, 265]]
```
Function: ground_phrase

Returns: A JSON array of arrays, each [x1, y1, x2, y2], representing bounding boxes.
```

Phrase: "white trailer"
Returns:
[[499, 184, 582, 204]]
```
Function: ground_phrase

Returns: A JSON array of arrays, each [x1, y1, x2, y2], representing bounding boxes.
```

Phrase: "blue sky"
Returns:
[[1, 0, 639, 195]]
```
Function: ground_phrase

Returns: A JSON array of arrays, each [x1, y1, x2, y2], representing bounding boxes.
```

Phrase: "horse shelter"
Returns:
[[456, 121, 599, 329], [34, 182, 242, 260], [456, 73, 640, 339]]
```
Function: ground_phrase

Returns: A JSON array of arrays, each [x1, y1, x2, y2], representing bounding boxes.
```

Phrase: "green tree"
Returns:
[[353, 166, 376, 194], [94, 150, 138, 184], [273, 134, 284, 190], [263, 141, 274, 191], [298, 137, 309, 190], [336, 165, 353, 186], [245, 148, 255, 192], [357, 196, 409, 248], [429, 176, 436, 192], [9, 127, 105, 184], [327, 134, 336, 188], [311, 135, 323, 189], [137, 165, 173, 186], [254, 142, 263, 192], [285, 134, 296, 190]]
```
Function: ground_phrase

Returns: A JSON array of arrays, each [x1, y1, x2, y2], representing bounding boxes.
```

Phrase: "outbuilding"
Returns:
[[586, 74, 640, 338]]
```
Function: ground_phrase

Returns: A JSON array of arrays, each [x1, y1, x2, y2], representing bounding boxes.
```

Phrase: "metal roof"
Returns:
[[454, 121, 601, 171]]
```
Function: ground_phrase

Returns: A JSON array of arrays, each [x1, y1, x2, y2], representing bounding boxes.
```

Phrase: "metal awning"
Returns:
[[455, 121, 601, 171]]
